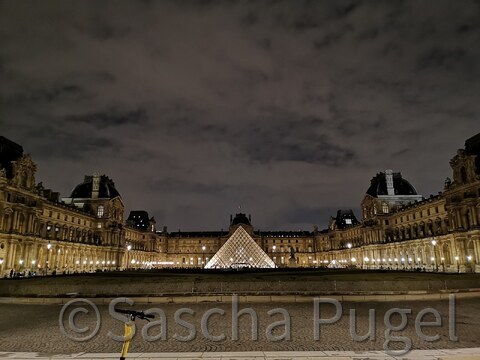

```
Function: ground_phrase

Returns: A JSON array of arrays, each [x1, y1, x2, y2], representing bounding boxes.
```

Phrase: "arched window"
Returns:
[[97, 205, 104, 217], [382, 203, 389, 214]]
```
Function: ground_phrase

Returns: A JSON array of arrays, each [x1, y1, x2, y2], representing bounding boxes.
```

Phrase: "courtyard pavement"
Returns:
[[1, 349, 480, 359], [1, 297, 480, 357]]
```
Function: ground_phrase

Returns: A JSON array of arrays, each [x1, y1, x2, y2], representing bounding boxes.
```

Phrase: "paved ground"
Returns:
[[1, 349, 480, 359], [0, 297, 479, 355]]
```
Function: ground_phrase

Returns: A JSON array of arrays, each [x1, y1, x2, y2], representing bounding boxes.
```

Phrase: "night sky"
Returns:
[[1, 1, 479, 231]]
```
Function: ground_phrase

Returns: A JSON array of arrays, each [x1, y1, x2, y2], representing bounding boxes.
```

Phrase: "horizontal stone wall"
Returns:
[[1, 276, 480, 297]]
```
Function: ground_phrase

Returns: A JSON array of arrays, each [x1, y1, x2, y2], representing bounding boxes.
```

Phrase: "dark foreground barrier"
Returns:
[[1, 269, 480, 297]]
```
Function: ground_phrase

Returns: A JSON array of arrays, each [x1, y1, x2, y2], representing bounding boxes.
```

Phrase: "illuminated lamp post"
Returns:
[[347, 243, 352, 267], [127, 244, 132, 269], [467, 255, 472, 273], [454, 255, 459, 273], [431, 239, 438, 271], [363, 257, 369, 270]]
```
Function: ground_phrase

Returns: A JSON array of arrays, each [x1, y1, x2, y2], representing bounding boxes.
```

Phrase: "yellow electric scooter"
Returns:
[[115, 308, 155, 360]]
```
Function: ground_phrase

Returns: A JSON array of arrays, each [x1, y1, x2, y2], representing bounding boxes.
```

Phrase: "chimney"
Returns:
[[92, 173, 100, 199], [385, 169, 394, 196]]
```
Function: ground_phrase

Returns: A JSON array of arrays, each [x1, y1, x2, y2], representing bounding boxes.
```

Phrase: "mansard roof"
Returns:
[[70, 175, 120, 199], [366, 171, 418, 197], [465, 132, 480, 173], [0, 136, 24, 179]]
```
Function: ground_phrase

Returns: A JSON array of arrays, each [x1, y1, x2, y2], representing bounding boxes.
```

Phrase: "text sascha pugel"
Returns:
[[100, 295, 458, 355]]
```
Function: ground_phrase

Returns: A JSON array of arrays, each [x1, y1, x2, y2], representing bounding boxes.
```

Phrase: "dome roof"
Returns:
[[366, 171, 417, 197], [70, 175, 120, 199], [230, 213, 251, 226]]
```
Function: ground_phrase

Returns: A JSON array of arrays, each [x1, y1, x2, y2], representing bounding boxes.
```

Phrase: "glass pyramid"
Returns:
[[205, 226, 276, 269]]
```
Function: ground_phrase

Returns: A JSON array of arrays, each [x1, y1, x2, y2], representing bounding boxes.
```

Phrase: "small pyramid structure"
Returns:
[[205, 226, 276, 269]]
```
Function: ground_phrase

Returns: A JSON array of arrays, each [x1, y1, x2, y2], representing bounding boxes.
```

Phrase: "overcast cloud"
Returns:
[[1, 0, 479, 230]]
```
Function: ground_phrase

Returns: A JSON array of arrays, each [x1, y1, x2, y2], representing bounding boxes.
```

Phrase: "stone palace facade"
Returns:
[[0, 133, 479, 276]]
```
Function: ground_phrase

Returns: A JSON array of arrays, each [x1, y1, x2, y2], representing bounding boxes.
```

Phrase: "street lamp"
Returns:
[[431, 239, 438, 271], [364, 257, 369, 269], [202, 246, 206, 268], [346, 243, 352, 267], [441, 257, 445, 272], [454, 255, 459, 272]]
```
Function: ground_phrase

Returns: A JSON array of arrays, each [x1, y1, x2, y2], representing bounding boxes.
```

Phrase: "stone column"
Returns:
[[11, 211, 18, 232], [6, 241, 15, 270], [470, 206, 478, 227], [24, 243, 31, 268], [456, 210, 463, 230]]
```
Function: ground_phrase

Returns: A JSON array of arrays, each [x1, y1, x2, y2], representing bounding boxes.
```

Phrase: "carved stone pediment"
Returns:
[[11, 154, 37, 190]]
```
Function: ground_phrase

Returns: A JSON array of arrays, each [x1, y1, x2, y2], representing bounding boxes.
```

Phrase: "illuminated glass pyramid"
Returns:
[[205, 226, 276, 269]]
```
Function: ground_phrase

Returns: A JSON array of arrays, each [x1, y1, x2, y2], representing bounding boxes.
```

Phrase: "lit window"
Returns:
[[382, 203, 389, 214], [345, 219, 352, 225], [97, 206, 104, 217]]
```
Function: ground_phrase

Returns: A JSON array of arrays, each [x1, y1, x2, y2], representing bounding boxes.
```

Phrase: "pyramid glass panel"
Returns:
[[205, 226, 276, 269]]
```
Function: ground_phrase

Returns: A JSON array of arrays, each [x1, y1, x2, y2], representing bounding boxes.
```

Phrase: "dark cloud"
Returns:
[[24, 125, 119, 161], [66, 108, 148, 129], [1, 0, 479, 230], [281, 206, 341, 228], [148, 177, 234, 195], [74, 19, 131, 41], [2, 84, 85, 107], [417, 48, 467, 71], [314, 24, 354, 49]]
